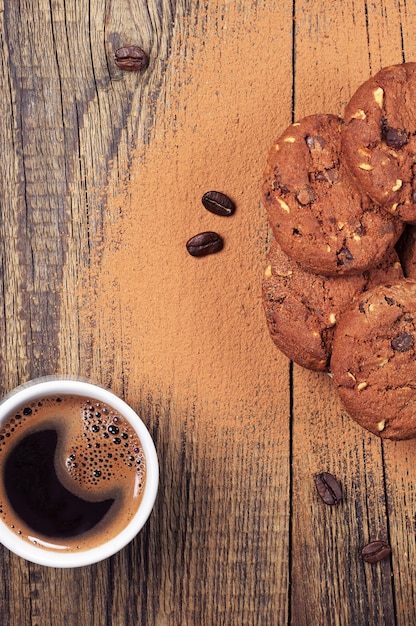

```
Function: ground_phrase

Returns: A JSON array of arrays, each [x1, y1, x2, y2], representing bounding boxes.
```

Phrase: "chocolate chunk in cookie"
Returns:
[[262, 238, 403, 371], [331, 280, 416, 439], [263, 114, 403, 275], [396, 224, 416, 277], [342, 62, 416, 222]]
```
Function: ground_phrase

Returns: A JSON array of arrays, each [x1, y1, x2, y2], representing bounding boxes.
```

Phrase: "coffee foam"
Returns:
[[0, 394, 146, 551]]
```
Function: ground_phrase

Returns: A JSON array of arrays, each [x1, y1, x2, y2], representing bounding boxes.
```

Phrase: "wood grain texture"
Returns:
[[290, 2, 416, 625], [1, 1, 416, 625], [72, 3, 293, 623]]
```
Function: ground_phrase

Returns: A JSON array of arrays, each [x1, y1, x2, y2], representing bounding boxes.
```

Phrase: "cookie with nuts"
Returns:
[[263, 114, 403, 275], [342, 62, 416, 222], [331, 279, 416, 439], [262, 238, 403, 371]]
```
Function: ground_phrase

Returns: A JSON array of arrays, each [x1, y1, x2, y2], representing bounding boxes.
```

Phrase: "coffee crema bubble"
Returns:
[[0, 395, 146, 552]]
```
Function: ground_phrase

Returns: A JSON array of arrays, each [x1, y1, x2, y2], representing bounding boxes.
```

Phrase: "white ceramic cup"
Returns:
[[0, 377, 159, 567]]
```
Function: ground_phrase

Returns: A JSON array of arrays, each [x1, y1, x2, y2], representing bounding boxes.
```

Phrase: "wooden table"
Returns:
[[1, 1, 416, 624]]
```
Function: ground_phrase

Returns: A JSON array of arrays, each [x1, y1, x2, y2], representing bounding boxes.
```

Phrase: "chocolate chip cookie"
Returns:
[[262, 238, 403, 371], [263, 114, 403, 275], [331, 280, 416, 439], [342, 62, 416, 222]]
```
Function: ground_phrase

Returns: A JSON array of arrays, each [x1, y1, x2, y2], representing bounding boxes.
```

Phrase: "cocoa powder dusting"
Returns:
[[74, 3, 293, 441]]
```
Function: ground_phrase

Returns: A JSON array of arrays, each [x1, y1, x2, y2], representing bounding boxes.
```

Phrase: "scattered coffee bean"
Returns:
[[186, 232, 224, 257], [115, 46, 149, 71], [201, 191, 236, 216], [314, 472, 342, 505], [361, 540, 391, 563], [391, 331, 414, 352]]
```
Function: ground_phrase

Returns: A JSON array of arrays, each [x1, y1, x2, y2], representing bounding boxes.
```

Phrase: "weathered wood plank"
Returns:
[[70, 2, 294, 623], [0, 0, 184, 623], [292, 371, 395, 625], [1, 0, 416, 624], [361, 2, 416, 624], [290, 1, 416, 624], [1, 0, 294, 624]]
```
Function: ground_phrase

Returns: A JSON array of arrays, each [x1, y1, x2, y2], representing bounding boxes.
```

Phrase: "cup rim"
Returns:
[[0, 378, 159, 568]]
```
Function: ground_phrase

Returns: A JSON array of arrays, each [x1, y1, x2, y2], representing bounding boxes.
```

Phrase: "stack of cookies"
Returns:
[[262, 62, 416, 440]]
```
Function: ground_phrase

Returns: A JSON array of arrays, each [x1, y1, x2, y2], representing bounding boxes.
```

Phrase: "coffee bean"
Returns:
[[115, 46, 149, 71], [361, 540, 391, 563], [186, 232, 224, 257], [391, 331, 414, 352], [314, 472, 342, 505], [201, 191, 236, 216]]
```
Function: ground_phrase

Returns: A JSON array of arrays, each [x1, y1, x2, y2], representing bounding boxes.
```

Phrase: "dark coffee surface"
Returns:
[[0, 394, 146, 551], [4, 429, 114, 538]]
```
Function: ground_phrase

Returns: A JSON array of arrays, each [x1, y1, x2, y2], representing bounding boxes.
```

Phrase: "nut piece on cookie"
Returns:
[[262, 238, 403, 371], [331, 280, 416, 439], [263, 114, 403, 275], [342, 62, 416, 223]]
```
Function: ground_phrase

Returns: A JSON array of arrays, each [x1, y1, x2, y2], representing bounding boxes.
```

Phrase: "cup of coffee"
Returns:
[[0, 377, 159, 567]]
